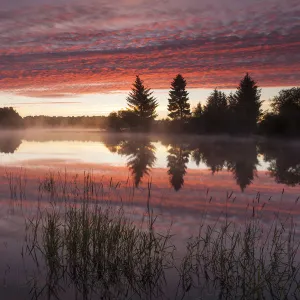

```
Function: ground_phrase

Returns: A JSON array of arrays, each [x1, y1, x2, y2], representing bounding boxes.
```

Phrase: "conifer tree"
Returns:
[[204, 89, 227, 113], [126, 75, 158, 130], [168, 74, 191, 120], [231, 73, 262, 134], [203, 89, 228, 133], [192, 102, 203, 118]]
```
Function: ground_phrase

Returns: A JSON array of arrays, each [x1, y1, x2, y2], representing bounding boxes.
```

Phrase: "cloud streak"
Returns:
[[0, 0, 300, 96]]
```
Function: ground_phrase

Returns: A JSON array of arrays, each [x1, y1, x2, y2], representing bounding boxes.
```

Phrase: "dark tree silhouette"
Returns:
[[230, 73, 262, 134], [187, 102, 205, 134], [107, 112, 122, 132], [260, 88, 300, 136], [0, 107, 23, 128], [167, 144, 190, 191], [271, 87, 300, 115], [107, 110, 140, 131], [203, 89, 228, 133], [168, 74, 191, 121], [192, 102, 203, 118], [126, 76, 158, 131]]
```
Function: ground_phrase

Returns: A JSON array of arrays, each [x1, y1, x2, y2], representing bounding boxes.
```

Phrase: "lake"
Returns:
[[0, 129, 300, 299]]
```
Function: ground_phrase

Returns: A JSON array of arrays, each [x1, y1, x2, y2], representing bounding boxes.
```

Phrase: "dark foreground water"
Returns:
[[0, 129, 300, 299]]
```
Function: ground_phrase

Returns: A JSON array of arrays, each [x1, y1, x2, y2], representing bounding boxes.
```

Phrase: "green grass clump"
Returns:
[[14, 171, 300, 299], [26, 201, 174, 299]]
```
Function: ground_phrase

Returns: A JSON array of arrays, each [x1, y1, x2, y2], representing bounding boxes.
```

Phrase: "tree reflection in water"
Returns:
[[103, 135, 156, 187], [167, 144, 190, 191], [103, 135, 300, 191]]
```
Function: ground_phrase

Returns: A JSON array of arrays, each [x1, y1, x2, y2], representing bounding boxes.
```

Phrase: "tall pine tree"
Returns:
[[168, 74, 191, 121], [231, 73, 262, 134], [126, 75, 158, 130]]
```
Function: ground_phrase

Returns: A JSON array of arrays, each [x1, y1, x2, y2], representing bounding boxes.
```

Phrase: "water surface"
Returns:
[[0, 129, 300, 299]]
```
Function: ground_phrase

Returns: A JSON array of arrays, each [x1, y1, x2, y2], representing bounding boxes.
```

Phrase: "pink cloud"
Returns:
[[0, 0, 299, 96]]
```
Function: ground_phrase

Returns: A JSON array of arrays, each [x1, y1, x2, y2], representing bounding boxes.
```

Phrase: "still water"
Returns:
[[0, 129, 300, 299]]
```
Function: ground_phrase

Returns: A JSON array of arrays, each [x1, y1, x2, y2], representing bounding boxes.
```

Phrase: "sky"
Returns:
[[0, 0, 300, 117]]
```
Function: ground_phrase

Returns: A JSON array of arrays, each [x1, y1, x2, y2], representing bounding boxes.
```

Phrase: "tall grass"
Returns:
[[178, 213, 300, 299], [26, 179, 174, 299], [5, 168, 27, 202], [7, 170, 299, 299]]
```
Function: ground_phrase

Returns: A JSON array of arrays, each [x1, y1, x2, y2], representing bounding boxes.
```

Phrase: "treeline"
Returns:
[[23, 116, 107, 128], [0, 73, 299, 136], [108, 74, 300, 137], [0, 108, 108, 129]]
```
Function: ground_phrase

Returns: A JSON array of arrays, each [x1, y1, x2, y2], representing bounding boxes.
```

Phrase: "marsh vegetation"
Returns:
[[1, 169, 298, 299]]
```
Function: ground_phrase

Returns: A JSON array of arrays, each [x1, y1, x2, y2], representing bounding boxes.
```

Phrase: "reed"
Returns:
[[26, 189, 174, 299], [11, 170, 300, 299]]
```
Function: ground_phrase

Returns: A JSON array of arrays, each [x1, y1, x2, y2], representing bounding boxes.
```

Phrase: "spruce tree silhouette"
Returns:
[[167, 144, 190, 191], [230, 73, 262, 134], [126, 76, 158, 131], [168, 74, 191, 121], [203, 89, 228, 133]]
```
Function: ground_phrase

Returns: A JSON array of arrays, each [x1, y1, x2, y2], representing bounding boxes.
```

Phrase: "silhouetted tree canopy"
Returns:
[[229, 73, 262, 134], [192, 102, 203, 118], [203, 89, 228, 133], [126, 76, 158, 131], [271, 88, 300, 115], [0, 107, 23, 128], [259, 88, 300, 136], [168, 74, 191, 121], [107, 112, 122, 132], [107, 110, 139, 131]]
